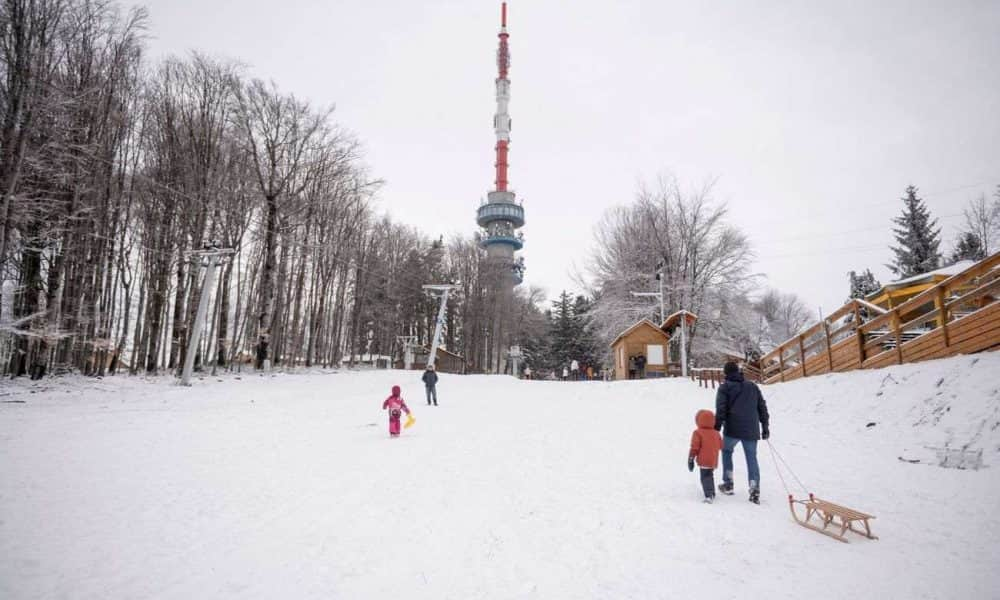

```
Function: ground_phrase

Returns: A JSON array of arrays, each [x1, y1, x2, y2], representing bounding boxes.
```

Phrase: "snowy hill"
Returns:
[[2, 353, 999, 599]]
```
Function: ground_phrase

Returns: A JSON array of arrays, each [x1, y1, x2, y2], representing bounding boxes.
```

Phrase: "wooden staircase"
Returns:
[[760, 252, 1000, 384]]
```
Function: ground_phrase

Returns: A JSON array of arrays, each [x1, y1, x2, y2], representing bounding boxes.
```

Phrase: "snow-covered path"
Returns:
[[2, 354, 999, 599]]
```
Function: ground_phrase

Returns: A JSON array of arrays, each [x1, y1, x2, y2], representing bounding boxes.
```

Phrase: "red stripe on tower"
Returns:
[[494, 2, 511, 192]]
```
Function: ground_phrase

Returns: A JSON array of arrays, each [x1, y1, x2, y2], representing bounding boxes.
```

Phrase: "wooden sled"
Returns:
[[788, 494, 878, 543]]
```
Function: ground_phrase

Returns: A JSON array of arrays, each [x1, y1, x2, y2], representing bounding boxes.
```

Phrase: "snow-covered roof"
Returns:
[[878, 260, 975, 291], [659, 310, 698, 331], [609, 318, 670, 348]]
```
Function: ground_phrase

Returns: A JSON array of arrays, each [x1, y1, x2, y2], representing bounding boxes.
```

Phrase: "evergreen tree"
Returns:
[[847, 269, 882, 300], [888, 185, 941, 278], [549, 291, 576, 371], [571, 295, 600, 370], [949, 232, 986, 264]]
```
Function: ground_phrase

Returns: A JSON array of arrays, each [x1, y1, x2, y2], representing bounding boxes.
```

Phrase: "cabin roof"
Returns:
[[609, 318, 671, 348], [660, 310, 698, 330]]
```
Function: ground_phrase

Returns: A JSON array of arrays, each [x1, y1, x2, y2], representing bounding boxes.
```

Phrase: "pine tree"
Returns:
[[949, 232, 985, 264], [571, 294, 600, 369], [848, 269, 882, 300], [549, 291, 576, 371], [888, 185, 941, 278]]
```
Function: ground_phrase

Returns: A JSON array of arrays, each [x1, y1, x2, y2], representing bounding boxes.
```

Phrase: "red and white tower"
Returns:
[[476, 2, 525, 283]]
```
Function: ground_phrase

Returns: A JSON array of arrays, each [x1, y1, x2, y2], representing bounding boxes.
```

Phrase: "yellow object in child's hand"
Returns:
[[404, 414, 416, 429]]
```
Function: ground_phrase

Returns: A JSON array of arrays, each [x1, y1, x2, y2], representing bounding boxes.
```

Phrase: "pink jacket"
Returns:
[[382, 385, 410, 415]]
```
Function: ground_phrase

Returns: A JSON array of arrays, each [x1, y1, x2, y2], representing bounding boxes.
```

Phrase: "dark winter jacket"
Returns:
[[422, 370, 438, 387], [714, 373, 769, 440]]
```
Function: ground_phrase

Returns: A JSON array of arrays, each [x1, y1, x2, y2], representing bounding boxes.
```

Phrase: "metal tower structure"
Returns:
[[476, 2, 525, 285]]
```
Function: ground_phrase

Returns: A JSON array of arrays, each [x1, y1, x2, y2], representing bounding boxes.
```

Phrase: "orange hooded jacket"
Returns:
[[689, 409, 723, 469]]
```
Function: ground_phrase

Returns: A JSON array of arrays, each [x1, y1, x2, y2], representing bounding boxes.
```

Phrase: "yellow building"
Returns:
[[867, 260, 979, 327], [867, 260, 976, 309]]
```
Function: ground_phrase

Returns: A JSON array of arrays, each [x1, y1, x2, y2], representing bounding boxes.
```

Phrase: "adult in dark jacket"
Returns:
[[714, 361, 770, 503], [421, 365, 439, 406]]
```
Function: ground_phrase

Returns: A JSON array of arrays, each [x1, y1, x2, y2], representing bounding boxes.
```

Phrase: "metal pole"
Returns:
[[658, 269, 665, 324], [427, 288, 450, 369], [181, 255, 219, 386], [680, 311, 688, 378]]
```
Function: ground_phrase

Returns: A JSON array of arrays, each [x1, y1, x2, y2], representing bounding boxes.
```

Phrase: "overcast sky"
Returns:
[[138, 0, 999, 316]]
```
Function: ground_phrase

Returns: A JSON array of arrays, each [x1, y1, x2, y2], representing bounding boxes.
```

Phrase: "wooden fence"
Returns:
[[691, 363, 762, 389], [760, 252, 1000, 384]]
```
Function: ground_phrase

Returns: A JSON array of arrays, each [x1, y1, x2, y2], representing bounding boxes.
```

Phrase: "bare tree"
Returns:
[[960, 193, 999, 257], [586, 176, 757, 363], [234, 79, 328, 369]]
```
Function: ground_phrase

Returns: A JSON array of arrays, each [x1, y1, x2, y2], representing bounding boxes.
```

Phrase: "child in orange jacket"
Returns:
[[688, 409, 723, 503]]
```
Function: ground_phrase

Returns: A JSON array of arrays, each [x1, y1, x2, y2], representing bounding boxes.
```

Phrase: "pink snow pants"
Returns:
[[389, 410, 401, 436]]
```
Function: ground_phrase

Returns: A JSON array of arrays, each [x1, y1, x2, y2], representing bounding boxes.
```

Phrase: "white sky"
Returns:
[[138, 0, 1000, 316]]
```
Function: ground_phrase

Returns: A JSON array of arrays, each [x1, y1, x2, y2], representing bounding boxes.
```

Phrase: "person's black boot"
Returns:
[[718, 482, 734, 495], [749, 487, 760, 504]]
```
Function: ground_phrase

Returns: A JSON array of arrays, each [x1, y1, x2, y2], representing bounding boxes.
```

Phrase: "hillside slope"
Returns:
[[1, 353, 998, 599]]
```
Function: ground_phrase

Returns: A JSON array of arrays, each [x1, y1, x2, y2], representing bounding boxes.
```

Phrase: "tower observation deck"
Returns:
[[477, 2, 525, 285]]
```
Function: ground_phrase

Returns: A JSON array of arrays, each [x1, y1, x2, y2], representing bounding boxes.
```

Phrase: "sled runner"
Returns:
[[788, 493, 877, 543]]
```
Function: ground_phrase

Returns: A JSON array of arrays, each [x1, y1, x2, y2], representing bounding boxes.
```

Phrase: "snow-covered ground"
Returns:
[[2, 353, 999, 599]]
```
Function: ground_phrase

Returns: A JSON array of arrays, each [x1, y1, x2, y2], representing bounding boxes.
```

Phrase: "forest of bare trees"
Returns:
[[0, 0, 539, 379]]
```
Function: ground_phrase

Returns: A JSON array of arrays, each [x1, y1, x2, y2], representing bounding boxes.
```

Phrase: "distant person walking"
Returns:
[[562, 366, 569, 381], [422, 364, 439, 406], [628, 356, 637, 379], [714, 361, 770, 504], [635, 354, 647, 379], [523, 366, 532, 380], [570, 359, 580, 380]]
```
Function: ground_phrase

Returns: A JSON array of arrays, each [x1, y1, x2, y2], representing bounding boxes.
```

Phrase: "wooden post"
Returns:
[[854, 303, 866, 368], [798, 335, 807, 378], [891, 309, 903, 365], [778, 349, 785, 382], [823, 320, 833, 373], [936, 287, 950, 347]]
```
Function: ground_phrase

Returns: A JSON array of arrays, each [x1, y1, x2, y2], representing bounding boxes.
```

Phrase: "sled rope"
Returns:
[[767, 440, 809, 495]]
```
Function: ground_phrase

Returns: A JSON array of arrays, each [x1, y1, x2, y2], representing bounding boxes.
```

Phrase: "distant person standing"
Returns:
[[523, 366, 532, 380], [628, 356, 637, 379], [562, 366, 569, 381], [570, 359, 580, 380], [635, 354, 647, 379], [586, 365, 594, 380], [422, 364, 439, 406], [715, 361, 770, 504]]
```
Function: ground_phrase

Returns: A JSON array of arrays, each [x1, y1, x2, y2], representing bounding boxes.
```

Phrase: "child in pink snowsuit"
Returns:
[[382, 385, 410, 437]]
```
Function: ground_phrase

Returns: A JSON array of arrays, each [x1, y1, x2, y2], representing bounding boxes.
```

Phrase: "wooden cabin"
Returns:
[[609, 318, 671, 380], [396, 346, 466, 374], [867, 261, 976, 309], [868, 260, 983, 326]]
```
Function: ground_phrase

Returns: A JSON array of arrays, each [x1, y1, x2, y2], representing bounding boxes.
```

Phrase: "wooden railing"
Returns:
[[760, 252, 1000, 384], [691, 363, 762, 389]]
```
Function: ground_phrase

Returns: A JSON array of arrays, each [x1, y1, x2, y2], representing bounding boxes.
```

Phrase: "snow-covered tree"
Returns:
[[848, 269, 882, 300], [888, 185, 941, 278], [585, 175, 757, 365], [949, 232, 986, 264], [958, 193, 999, 257]]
